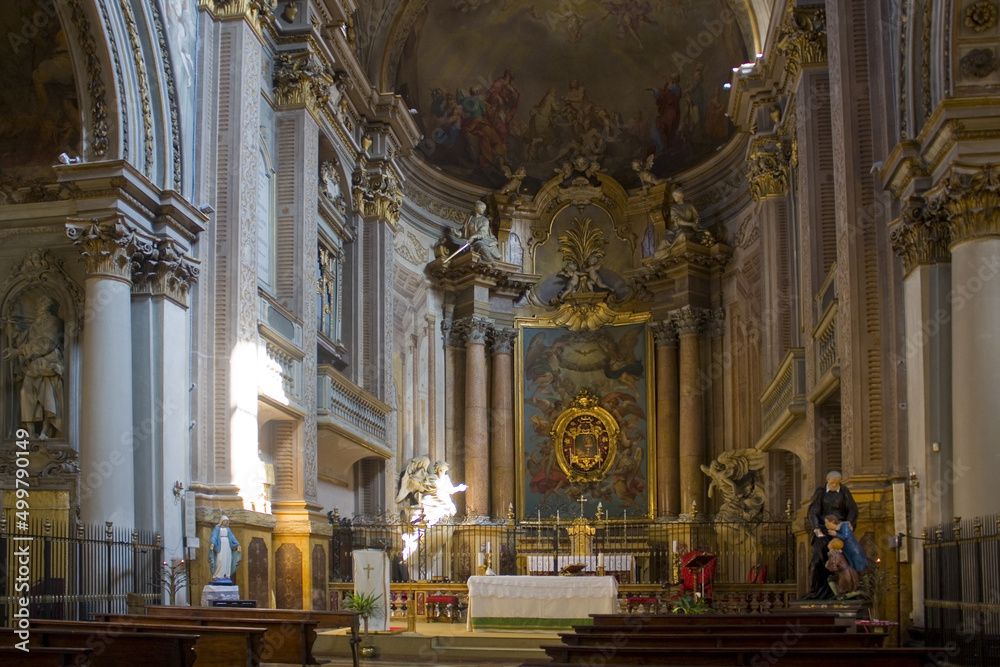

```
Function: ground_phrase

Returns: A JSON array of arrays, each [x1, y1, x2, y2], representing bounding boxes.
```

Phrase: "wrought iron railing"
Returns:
[[329, 513, 794, 588], [0, 517, 162, 625], [924, 515, 1000, 667]]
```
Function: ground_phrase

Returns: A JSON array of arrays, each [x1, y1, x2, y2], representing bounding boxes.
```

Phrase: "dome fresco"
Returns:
[[395, 0, 751, 192]]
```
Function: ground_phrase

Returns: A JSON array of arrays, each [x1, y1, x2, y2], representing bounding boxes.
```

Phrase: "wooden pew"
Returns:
[[587, 612, 844, 627], [2, 625, 196, 667], [557, 630, 887, 649], [34, 618, 264, 667], [96, 612, 318, 666], [143, 605, 361, 667], [0, 645, 93, 666], [533, 645, 946, 666], [574, 622, 853, 635]]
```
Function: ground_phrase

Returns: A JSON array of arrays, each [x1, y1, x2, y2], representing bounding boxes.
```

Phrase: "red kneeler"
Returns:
[[426, 595, 460, 623]]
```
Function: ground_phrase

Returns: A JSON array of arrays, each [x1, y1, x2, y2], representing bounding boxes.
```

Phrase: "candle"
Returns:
[[486, 541, 491, 554], [598, 552, 604, 569], [672, 540, 678, 554], [477, 552, 485, 567]]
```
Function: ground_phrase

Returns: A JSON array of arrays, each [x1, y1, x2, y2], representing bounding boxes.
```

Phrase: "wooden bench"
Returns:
[[38, 618, 264, 667], [0, 645, 93, 666], [556, 630, 887, 649], [533, 646, 948, 666], [97, 611, 319, 666], [1, 624, 198, 667], [573, 622, 854, 635], [143, 605, 361, 667]]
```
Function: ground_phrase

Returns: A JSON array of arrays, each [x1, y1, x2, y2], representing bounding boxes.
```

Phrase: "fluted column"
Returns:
[[941, 166, 1000, 518], [67, 216, 144, 527], [464, 317, 492, 516], [653, 321, 680, 516], [674, 306, 706, 514], [490, 328, 518, 516]]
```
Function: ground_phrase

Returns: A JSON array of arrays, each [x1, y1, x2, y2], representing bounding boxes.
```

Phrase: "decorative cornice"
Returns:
[[198, 0, 277, 36], [651, 320, 678, 347], [671, 305, 710, 337], [133, 237, 199, 306], [941, 164, 1000, 246], [747, 134, 790, 202], [65, 216, 148, 282], [352, 166, 402, 227], [889, 197, 951, 274], [273, 50, 334, 117], [777, 4, 827, 76], [490, 327, 518, 355]]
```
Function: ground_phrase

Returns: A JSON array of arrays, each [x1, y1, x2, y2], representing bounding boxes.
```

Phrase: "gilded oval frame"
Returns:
[[550, 390, 620, 483]]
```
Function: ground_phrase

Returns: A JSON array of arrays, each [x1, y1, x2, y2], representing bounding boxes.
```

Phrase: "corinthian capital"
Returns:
[[464, 316, 493, 345], [671, 305, 709, 337], [747, 136, 790, 202], [778, 4, 827, 74], [273, 50, 333, 116], [651, 320, 678, 346], [134, 238, 200, 305], [66, 216, 147, 282], [353, 167, 403, 227], [889, 197, 951, 274], [941, 164, 1000, 246], [490, 327, 518, 355], [198, 0, 276, 36]]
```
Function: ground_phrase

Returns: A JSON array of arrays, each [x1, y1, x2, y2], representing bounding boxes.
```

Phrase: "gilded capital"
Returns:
[[941, 164, 1000, 246], [671, 305, 709, 337], [651, 320, 678, 347], [198, 0, 276, 36], [273, 51, 333, 117], [353, 167, 403, 227], [134, 238, 200, 305], [778, 4, 827, 75], [66, 216, 146, 282], [490, 327, 518, 355], [747, 136, 790, 202], [889, 197, 951, 274]]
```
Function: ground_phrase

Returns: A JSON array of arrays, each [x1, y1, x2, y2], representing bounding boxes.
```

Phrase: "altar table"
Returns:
[[466, 575, 618, 631]]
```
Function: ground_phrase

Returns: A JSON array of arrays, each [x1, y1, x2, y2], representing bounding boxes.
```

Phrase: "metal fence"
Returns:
[[924, 514, 1000, 667], [329, 512, 794, 586], [0, 517, 163, 625]]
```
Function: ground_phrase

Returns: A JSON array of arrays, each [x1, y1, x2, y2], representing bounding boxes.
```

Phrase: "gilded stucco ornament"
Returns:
[[966, 1, 999, 32], [550, 389, 620, 484]]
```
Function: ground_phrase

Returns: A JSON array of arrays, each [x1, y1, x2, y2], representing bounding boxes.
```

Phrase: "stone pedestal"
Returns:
[[201, 583, 240, 606]]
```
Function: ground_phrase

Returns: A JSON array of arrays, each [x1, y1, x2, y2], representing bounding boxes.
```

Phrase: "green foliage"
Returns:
[[344, 590, 383, 643], [668, 594, 716, 614]]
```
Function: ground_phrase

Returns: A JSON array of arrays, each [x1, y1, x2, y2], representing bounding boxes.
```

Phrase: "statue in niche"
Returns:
[[3, 294, 65, 439], [662, 186, 714, 248]]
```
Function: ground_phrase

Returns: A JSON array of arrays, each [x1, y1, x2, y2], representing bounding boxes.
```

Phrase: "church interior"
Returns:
[[1, 0, 999, 664]]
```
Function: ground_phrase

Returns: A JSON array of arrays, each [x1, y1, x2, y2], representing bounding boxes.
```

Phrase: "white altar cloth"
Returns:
[[466, 575, 618, 631], [526, 554, 634, 575]]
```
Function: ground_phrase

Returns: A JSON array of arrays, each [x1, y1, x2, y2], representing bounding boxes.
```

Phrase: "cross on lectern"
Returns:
[[363, 563, 374, 580], [578, 495, 587, 517]]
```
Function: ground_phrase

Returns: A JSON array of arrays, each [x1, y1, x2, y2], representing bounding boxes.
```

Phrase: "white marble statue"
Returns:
[[3, 295, 65, 439]]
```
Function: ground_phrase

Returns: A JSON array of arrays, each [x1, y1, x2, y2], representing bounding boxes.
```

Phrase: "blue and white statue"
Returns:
[[208, 515, 242, 582]]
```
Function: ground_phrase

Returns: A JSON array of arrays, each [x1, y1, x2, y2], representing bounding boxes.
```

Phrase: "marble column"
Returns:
[[67, 217, 143, 528], [442, 319, 466, 513], [944, 170, 1000, 518], [653, 321, 680, 516], [426, 315, 437, 461], [674, 306, 706, 514], [464, 317, 492, 516], [490, 328, 518, 517]]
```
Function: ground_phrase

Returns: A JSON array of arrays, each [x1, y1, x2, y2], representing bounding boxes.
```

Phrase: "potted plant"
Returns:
[[668, 593, 716, 614], [344, 590, 383, 658]]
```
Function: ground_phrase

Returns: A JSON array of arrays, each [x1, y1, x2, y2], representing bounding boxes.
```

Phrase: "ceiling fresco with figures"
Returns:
[[394, 0, 751, 192]]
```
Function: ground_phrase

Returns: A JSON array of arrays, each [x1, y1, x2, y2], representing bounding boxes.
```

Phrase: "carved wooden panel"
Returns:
[[248, 537, 269, 606], [311, 544, 327, 610], [275, 543, 303, 609]]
